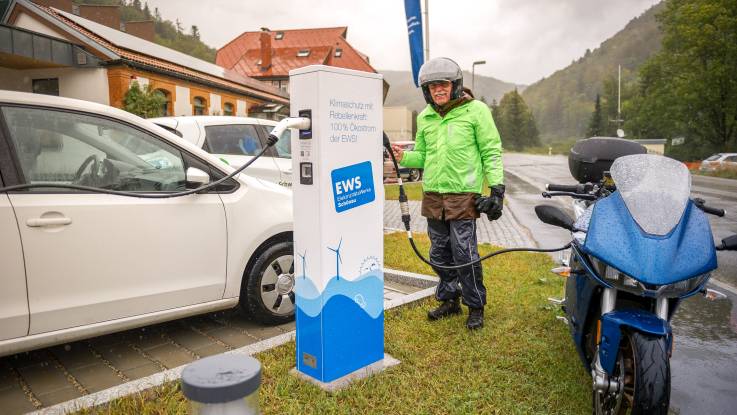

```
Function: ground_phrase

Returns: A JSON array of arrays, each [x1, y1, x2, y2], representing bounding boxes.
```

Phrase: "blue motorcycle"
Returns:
[[536, 149, 736, 414]]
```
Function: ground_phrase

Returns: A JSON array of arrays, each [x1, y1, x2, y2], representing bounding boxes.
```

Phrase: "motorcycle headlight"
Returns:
[[602, 265, 646, 296], [658, 273, 710, 298]]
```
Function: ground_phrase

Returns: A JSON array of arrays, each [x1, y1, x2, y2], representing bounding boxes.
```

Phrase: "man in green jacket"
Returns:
[[392, 57, 504, 330]]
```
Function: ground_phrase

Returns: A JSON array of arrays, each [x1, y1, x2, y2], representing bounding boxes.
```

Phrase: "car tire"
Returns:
[[240, 241, 295, 325]]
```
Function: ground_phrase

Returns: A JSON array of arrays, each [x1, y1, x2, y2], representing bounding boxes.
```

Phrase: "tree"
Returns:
[[495, 89, 541, 151], [190, 25, 200, 40], [123, 81, 166, 118], [587, 94, 605, 137], [154, 7, 162, 22], [143, 2, 151, 19], [132, 0, 141, 10], [175, 19, 183, 34], [634, 0, 737, 155]]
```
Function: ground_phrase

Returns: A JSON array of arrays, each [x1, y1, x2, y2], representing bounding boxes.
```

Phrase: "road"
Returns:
[[504, 153, 737, 415]]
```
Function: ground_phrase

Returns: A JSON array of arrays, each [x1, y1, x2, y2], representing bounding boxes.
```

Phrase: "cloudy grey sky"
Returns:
[[146, 0, 661, 85]]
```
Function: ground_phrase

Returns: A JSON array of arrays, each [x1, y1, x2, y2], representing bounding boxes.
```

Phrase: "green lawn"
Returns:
[[75, 233, 590, 415], [385, 182, 425, 201]]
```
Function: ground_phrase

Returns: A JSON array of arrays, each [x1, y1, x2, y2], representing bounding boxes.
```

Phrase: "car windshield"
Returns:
[[611, 154, 691, 236], [705, 154, 722, 161], [204, 124, 263, 156]]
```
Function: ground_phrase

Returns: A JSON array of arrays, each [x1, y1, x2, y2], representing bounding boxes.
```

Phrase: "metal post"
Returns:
[[423, 0, 429, 62], [617, 65, 621, 129], [472, 60, 486, 92]]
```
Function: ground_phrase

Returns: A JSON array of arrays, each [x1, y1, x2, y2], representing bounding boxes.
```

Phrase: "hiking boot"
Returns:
[[427, 298, 462, 321], [466, 307, 484, 330]]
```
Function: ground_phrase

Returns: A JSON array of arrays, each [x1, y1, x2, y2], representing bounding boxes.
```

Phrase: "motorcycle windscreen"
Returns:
[[611, 154, 691, 236], [582, 192, 717, 285]]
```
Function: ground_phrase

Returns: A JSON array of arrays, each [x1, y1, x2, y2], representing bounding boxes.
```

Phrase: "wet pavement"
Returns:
[[504, 153, 737, 415]]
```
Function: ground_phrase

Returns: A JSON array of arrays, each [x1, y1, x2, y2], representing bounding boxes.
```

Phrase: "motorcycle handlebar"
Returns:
[[693, 198, 726, 217], [546, 183, 581, 193]]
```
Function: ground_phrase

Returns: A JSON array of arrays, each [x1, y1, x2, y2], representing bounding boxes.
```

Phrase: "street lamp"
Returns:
[[471, 60, 486, 92]]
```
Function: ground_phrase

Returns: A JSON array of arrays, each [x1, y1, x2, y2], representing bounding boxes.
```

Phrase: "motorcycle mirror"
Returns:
[[535, 205, 575, 231], [718, 234, 737, 251]]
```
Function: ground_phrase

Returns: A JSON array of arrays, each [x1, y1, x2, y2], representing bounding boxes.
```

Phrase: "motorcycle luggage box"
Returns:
[[568, 137, 647, 183]]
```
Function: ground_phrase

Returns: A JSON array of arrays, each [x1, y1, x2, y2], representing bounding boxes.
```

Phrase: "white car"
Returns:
[[0, 91, 296, 357], [699, 153, 737, 172], [149, 116, 293, 188]]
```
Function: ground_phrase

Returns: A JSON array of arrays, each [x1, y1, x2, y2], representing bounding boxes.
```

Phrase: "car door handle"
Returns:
[[26, 217, 72, 227]]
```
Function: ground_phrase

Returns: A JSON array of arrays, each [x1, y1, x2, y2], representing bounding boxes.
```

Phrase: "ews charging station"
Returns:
[[290, 65, 386, 384]]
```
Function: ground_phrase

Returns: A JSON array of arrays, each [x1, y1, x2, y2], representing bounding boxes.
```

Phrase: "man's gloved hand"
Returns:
[[475, 184, 505, 221]]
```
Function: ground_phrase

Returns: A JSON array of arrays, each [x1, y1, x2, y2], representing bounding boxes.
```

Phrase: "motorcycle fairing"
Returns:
[[599, 309, 672, 375], [582, 192, 717, 286]]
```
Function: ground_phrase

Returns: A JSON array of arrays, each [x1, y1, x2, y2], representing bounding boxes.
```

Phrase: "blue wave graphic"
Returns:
[[296, 294, 384, 382], [295, 270, 384, 319]]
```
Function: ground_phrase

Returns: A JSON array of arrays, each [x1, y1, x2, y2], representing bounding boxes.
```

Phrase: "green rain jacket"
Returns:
[[400, 99, 503, 194]]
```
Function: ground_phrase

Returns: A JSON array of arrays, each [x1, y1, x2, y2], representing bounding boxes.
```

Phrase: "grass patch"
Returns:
[[691, 168, 737, 180], [385, 182, 424, 201], [74, 233, 590, 415]]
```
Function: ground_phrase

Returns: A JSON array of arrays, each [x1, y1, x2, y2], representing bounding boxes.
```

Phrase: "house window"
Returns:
[[297, 49, 310, 57], [334, 48, 343, 57], [223, 102, 235, 116], [32, 78, 59, 96], [193, 96, 207, 115], [154, 89, 172, 116], [275, 31, 284, 40]]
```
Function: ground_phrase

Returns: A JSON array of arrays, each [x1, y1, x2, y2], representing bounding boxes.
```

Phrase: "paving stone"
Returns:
[[130, 331, 169, 351], [49, 344, 95, 371], [16, 362, 71, 398], [122, 363, 160, 380], [205, 327, 258, 349], [166, 327, 220, 352], [224, 319, 284, 340], [0, 364, 15, 389], [36, 385, 82, 408], [192, 344, 228, 358], [0, 383, 37, 415], [67, 363, 122, 393], [142, 344, 195, 369], [95, 344, 151, 372]]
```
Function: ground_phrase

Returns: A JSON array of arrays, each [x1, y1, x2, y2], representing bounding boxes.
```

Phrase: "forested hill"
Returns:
[[522, 2, 665, 142], [73, 0, 216, 62], [381, 70, 522, 113]]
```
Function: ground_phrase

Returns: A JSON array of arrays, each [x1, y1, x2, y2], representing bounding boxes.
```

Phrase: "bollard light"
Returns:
[[182, 354, 261, 415]]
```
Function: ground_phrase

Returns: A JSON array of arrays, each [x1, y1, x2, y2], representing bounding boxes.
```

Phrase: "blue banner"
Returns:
[[404, 0, 424, 87]]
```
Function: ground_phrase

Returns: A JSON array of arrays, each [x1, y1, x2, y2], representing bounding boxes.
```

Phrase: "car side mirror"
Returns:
[[186, 167, 210, 188], [535, 205, 575, 231], [718, 235, 737, 251]]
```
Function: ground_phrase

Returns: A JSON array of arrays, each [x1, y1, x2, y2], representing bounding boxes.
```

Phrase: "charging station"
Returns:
[[290, 65, 386, 384]]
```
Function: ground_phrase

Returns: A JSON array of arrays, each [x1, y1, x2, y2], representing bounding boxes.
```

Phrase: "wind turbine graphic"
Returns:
[[297, 250, 307, 279], [327, 238, 344, 280]]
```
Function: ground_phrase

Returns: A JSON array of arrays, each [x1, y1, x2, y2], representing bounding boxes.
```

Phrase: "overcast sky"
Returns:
[[146, 0, 661, 85]]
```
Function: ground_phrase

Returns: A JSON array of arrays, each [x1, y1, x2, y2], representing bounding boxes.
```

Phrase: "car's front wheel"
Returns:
[[241, 241, 295, 325]]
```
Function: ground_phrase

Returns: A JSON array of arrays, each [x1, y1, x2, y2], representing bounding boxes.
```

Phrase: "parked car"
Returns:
[[699, 153, 737, 172], [149, 116, 292, 188], [383, 140, 422, 183], [0, 91, 295, 357]]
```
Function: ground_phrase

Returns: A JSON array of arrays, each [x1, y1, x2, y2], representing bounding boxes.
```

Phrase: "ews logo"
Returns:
[[330, 161, 375, 213], [335, 176, 362, 195]]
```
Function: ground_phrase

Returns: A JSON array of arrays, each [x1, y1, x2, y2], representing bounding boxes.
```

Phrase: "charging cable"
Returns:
[[383, 133, 571, 270], [0, 117, 310, 198]]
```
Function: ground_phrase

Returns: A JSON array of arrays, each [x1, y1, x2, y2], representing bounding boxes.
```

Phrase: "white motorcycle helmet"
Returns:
[[418, 57, 464, 106]]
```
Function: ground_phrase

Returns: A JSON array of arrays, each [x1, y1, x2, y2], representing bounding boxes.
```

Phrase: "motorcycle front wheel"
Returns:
[[593, 331, 670, 415]]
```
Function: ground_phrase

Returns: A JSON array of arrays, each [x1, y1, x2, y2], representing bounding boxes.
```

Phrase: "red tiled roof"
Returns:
[[35, 5, 289, 103], [234, 46, 332, 78], [217, 27, 376, 78]]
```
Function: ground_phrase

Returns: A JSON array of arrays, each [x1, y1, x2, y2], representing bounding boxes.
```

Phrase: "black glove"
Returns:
[[475, 184, 505, 221]]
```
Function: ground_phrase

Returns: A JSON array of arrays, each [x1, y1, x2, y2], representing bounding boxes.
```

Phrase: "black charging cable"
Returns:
[[0, 135, 278, 198], [382, 133, 571, 270]]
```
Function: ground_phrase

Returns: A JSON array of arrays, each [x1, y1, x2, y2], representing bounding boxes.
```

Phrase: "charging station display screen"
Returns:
[[330, 161, 375, 213]]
